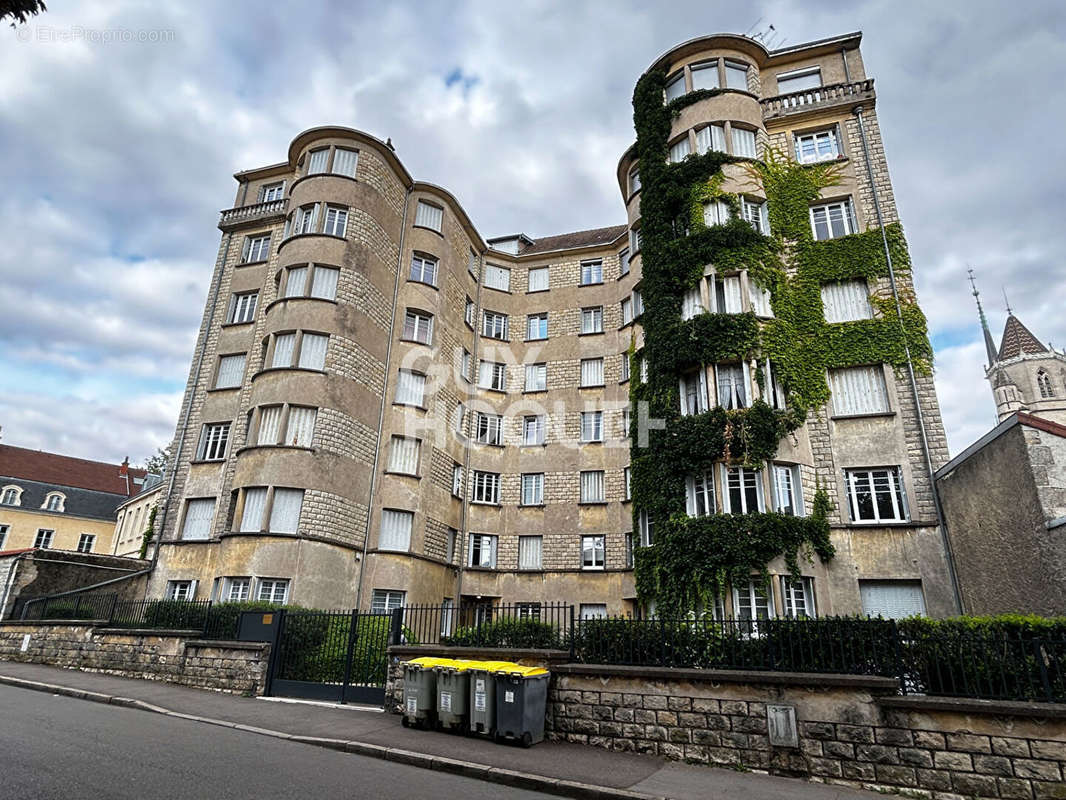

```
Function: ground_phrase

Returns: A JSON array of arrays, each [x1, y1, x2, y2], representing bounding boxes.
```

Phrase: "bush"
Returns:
[[443, 618, 563, 649]]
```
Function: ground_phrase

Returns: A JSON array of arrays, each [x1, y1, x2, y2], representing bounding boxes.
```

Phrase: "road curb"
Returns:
[[0, 673, 666, 800]]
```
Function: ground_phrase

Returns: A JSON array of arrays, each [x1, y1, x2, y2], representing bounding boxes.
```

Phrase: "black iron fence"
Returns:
[[402, 602, 573, 649]]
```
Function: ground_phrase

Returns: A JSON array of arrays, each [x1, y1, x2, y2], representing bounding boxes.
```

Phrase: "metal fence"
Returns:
[[402, 602, 573, 649]]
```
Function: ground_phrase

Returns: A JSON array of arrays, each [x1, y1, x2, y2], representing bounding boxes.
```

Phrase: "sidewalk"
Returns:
[[0, 661, 878, 800]]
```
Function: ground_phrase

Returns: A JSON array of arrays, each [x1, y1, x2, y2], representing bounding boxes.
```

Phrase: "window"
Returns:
[[703, 199, 731, 227], [468, 533, 497, 568], [332, 147, 358, 177], [270, 488, 303, 533], [581, 358, 604, 387], [455, 403, 466, 434], [240, 488, 267, 532], [722, 465, 763, 513], [682, 287, 704, 321], [241, 235, 271, 264], [259, 182, 284, 202], [181, 498, 215, 540], [822, 280, 872, 323], [472, 471, 500, 505], [772, 464, 803, 516], [306, 147, 329, 174], [452, 464, 463, 498], [387, 436, 421, 474], [379, 509, 413, 551], [638, 510, 655, 546], [581, 307, 603, 334], [291, 204, 318, 236], [734, 580, 773, 621], [475, 413, 503, 446], [479, 361, 506, 392], [414, 201, 442, 231], [621, 297, 633, 326], [461, 349, 473, 382], [468, 249, 478, 278], [523, 415, 545, 446], [680, 369, 708, 416], [44, 493, 64, 512], [628, 168, 641, 195], [685, 472, 715, 517], [271, 333, 296, 368], [525, 363, 546, 392], [764, 361, 787, 410], [0, 525, 7, 548], [395, 370, 426, 406], [630, 227, 642, 253], [695, 123, 726, 155], [464, 297, 475, 327], [619, 248, 630, 276], [283, 267, 308, 299], [446, 529, 458, 563], [322, 205, 348, 237], [859, 580, 925, 619], [796, 129, 840, 163], [409, 253, 438, 286], [709, 273, 743, 313], [526, 266, 549, 293], [484, 264, 511, 292], [846, 467, 908, 523], [1038, 370, 1055, 398], [640, 356, 649, 383], [256, 406, 282, 445], [526, 313, 548, 340], [633, 290, 643, 316], [581, 536, 605, 570], [258, 579, 289, 604], [1, 487, 19, 506], [518, 535, 543, 570], [215, 354, 246, 389], [228, 292, 258, 324], [197, 422, 231, 461], [668, 136, 691, 163], [781, 576, 815, 619], [371, 589, 406, 614], [521, 474, 544, 506], [777, 67, 821, 94], [691, 60, 719, 90], [580, 411, 603, 442], [34, 529, 54, 549], [664, 71, 685, 102], [580, 471, 605, 503], [220, 577, 249, 602], [298, 333, 328, 370], [75, 531, 95, 552], [624, 467, 632, 501], [580, 603, 608, 620], [724, 59, 748, 90], [748, 278, 773, 317], [716, 363, 749, 409], [731, 127, 757, 158], [286, 406, 316, 447], [482, 310, 509, 340], [741, 197, 770, 236], [620, 353, 630, 383], [810, 199, 856, 241], [402, 310, 433, 345], [580, 260, 603, 286], [166, 580, 194, 601], [830, 365, 889, 416]]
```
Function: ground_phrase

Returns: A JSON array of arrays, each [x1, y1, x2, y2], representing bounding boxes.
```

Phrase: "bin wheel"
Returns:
[[493, 731, 504, 745], [434, 719, 443, 731], [401, 716, 410, 728], [521, 732, 533, 748]]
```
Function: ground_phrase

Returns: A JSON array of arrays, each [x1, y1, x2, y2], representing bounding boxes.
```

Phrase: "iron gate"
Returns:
[[267, 609, 398, 705]]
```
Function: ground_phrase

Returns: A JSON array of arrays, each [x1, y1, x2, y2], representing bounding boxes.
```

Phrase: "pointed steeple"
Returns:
[[968, 270, 998, 367], [998, 313, 1049, 360]]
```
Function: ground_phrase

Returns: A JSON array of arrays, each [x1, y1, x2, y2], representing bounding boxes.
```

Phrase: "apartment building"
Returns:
[[150, 31, 957, 619]]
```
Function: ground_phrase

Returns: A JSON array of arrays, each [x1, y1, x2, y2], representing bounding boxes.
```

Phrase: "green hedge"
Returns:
[[442, 618, 564, 649]]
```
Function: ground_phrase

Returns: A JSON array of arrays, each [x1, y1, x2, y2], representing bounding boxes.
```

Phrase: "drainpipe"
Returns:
[[354, 186, 412, 611], [841, 47, 852, 82], [852, 105, 963, 615]]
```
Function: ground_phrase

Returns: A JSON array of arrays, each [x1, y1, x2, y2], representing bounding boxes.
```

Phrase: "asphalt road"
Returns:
[[0, 684, 556, 800]]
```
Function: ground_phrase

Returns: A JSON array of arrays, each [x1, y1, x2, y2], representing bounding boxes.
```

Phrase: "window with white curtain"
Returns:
[[796, 129, 840, 163], [716, 363, 749, 409], [197, 423, 230, 461], [695, 124, 726, 154], [287, 406, 316, 447], [402, 310, 433, 344], [664, 71, 685, 102], [307, 148, 329, 174], [464, 297, 475, 326], [484, 264, 511, 292], [521, 474, 544, 506], [284, 267, 308, 298], [810, 199, 856, 240], [581, 307, 603, 334], [633, 289, 644, 316], [742, 198, 770, 235], [270, 488, 303, 533], [722, 465, 763, 513], [846, 468, 908, 523], [581, 536, 605, 570], [452, 465, 463, 497], [322, 205, 348, 237], [748, 279, 773, 317], [468, 534, 497, 567], [525, 363, 546, 392], [240, 488, 267, 532], [580, 260, 603, 285], [682, 287, 704, 320], [527, 267, 549, 292], [482, 310, 508, 339], [581, 358, 604, 387], [526, 313, 548, 340], [638, 510, 655, 546], [703, 200, 732, 226], [475, 413, 503, 446], [409, 254, 438, 286], [468, 249, 478, 278], [624, 467, 632, 501], [479, 361, 506, 391], [709, 273, 743, 313], [271, 334, 296, 367], [734, 580, 773, 621], [621, 297, 633, 325], [821, 280, 872, 323], [859, 580, 925, 619], [724, 60, 749, 90], [668, 136, 691, 163], [620, 353, 630, 383], [414, 201, 443, 231], [685, 472, 715, 517], [772, 464, 803, 516], [379, 509, 413, 551], [523, 415, 545, 446], [215, 354, 246, 389], [309, 266, 339, 300], [228, 292, 258, 324], [580, 603, 608, 620], [331, 147, 358, 177], [472, 471, 500, 504], [580, 411, 603, 442], [764, 361, 787, 410], [181, 498, 215, 540], [731, 127, 757, 158], [256, 406, 282, 445], [298, 333, 328, 370], [388, 436, 421, 474], [580, 471, 605, 503], [690, 60, 719, 90], [680, 369, 708, 416], [782, 576, 816, 618], [395, 370, 426, 406], [830, 365, 889, 416], [518, 535, 542, 569]]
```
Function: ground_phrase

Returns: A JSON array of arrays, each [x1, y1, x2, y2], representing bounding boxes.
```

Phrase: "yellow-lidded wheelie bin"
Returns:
[[494, 666, 550, 747], [435, 659, 477, 732], [467, 661, 517, 736], [401, 657, 450, 729]]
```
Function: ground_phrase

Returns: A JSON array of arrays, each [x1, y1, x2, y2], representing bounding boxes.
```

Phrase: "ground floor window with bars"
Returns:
[[846, 467, 908, 523], [515, 602, 542, 619], [371, 589, 405, 614]]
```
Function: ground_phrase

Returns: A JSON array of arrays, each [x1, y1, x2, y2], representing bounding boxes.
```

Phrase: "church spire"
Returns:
[[968, 269, 998, 367]]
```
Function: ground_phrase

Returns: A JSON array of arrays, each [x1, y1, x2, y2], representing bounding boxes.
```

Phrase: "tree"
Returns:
[[141, 446, 171, 476], [2, 1, 47, 27]]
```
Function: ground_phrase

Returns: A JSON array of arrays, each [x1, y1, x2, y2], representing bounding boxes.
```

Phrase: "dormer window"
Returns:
[[1, 486, 21, 506], [43, 492, 65, 513]]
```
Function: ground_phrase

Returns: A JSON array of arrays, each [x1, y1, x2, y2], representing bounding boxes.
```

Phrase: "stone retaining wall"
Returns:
[[0, 621, 269, 695]]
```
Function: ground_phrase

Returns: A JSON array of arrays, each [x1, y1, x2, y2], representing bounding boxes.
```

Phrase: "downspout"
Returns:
[[354, 186, 412, 611], [841, 47, 852, 82], [852, 105, 963, 614]]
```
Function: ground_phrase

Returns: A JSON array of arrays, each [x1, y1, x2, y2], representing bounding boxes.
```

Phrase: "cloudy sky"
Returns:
[[1, 0, 1063, 465]]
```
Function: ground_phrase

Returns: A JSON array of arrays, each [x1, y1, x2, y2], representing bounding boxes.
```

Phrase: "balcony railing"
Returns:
[[218, 198, 287, 230], [760, 78, 875, 120]]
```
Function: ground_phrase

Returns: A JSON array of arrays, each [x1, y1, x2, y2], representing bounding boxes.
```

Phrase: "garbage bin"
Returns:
[[435, 659, 476, 732], [494, 666, 550, 747], [467, 661, 516, 736], [401, 657, 449, 729]]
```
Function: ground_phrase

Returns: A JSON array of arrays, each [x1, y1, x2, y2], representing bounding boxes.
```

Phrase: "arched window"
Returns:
[[1, 486, 21, 506], [43, 492, 65, 513], [1038, 370, 1055, 399]]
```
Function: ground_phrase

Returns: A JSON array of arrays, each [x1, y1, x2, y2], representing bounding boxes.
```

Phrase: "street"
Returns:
[[0, 685, 554, 799]]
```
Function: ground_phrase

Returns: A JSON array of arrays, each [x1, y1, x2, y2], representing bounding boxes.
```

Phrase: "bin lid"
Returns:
[[474, 660, 520, 673], [406, 657, 451, 669], [501, 665, 549, 677], [439, 658, 478, 672]]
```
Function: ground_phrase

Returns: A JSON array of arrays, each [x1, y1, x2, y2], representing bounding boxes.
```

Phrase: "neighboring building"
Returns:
[[0, 445, 147, 556], [935, 413, 1066, 616], [112, 473, 165, 557], [151, 30, 956, 619]]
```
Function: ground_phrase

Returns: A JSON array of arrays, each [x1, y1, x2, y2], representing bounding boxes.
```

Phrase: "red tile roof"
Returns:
[[518, 225, 628, 256], [998, 315, 1047, 360], [0, 445, 146, 496]]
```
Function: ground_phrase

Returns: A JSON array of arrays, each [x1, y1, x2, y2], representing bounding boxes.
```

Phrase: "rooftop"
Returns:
[[517, 225, 629, 256], [0, 444, 146, 497], [998, 314, 1048, 360]]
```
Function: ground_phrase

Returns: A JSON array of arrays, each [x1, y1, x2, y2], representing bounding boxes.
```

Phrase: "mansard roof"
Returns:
[[518, 225, 628, 256], [998, 314, 1048, 360]]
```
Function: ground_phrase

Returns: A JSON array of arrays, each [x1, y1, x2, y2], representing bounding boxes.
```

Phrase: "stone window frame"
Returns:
[[2, 485, 24, 507], [42, 491, 66, 513]]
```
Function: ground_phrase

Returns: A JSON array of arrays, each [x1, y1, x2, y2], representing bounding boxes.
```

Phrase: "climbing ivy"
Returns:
[[138, 506, 157, 560], [629, 67, 933, 615]]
